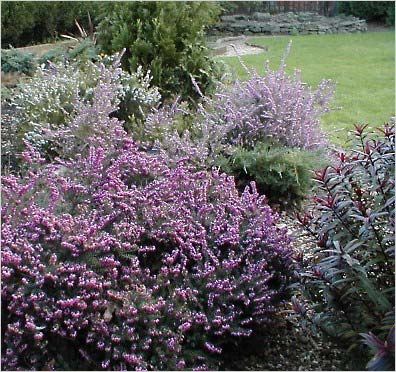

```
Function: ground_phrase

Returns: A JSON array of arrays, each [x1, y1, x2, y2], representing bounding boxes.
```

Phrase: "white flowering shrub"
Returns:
[[1, 51, 160, 168]]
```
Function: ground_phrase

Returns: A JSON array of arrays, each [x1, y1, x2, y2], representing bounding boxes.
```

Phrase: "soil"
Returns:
[[225, 212, 354, 371]]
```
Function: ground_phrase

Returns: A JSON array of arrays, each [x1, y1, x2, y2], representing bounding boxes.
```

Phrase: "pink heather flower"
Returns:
[[33, 333, 43, 342], [178, 322, 192, 332], [176, 360, 186, 369], [2, 107, 294, 370]]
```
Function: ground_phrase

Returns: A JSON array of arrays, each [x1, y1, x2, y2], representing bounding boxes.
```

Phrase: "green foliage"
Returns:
[[218, 1, 264, 15], [2, 40, 99, 78], [338, 1, 395, 26], [1, 1, 36, 47], [39, 39, 100, 67], [38, 47, 66, 66], [1, 1, 102, 47], [1, 48, 36, 75], [295, 123, 395, 369], [97, 1, 222, 102], [66, 39, 99, 61], [216, 143, 324, 208]]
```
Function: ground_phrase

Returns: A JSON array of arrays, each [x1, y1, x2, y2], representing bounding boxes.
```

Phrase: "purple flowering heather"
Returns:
[[145, 42, 335, 168], [217, 41, 335, 149], [1, 138, 294, 370]]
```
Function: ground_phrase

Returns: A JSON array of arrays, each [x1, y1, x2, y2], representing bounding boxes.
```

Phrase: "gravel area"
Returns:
[[210, 35, 266, 57]]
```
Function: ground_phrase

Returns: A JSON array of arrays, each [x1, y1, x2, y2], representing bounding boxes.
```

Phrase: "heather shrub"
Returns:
[[1, 135, 295, 370], [216, 143, 326, 208], [1, 52, 160, 170], [294, 123, 395, 369], [144, 96, 235, 169], [144, 42, 335, 170], [220, 45, 335, 150], [97, 1, 222, 102]]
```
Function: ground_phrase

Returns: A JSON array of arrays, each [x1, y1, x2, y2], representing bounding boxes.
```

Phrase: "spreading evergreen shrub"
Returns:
[[1, 48, 36, 75], [294, 123, 395, 369], [97, 1, 222, 102], [216, 143, 325, 208]]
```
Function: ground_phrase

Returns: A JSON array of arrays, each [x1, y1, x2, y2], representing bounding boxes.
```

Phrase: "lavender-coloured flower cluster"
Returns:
[[221, 45, 335, 149], [145, 42, 335, 168], [2, 136, 294, 370]]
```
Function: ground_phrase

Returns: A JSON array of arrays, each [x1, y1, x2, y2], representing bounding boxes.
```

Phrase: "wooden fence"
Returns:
[[226, 1, 339, 17], [269, 1, 337, 16]]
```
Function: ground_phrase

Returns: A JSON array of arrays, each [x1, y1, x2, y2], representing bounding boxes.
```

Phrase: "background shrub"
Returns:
[[97, 1, 222, 102], [1, 134, 295, 370], [294, 123, 395, 369], [216, 143, 326, 208], [338, 1, 395, 26], [1, 1, 102, 47]]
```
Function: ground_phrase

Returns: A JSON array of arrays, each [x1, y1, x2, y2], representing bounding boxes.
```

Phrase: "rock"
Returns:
[[220, 15, 237, 23], [247, 22, 263, 33], [234, 15, 249, 21], [212, 12, 367, 36], [252, 12, 272, 22], [340, 21, 355, 27], [264, 23, 281, 33]]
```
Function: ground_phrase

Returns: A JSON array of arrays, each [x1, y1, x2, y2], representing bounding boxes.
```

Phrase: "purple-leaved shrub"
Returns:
[[294, 122, 395, 369], [2, 135, 295, 370]]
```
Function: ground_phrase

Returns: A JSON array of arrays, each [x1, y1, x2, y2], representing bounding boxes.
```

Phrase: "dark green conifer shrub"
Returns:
[[295, 123, 395, 369], [216, 144, 325, 208], [97, 1, 222, 102]]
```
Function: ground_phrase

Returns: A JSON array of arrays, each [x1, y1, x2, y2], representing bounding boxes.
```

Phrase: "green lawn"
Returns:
[[219, 32, 395, 145]]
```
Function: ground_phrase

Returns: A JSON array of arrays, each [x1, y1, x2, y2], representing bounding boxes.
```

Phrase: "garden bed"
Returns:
[[210, 11, 368, 35]]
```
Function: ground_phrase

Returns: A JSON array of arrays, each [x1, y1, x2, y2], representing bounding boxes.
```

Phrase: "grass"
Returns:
[[218, 32, 395, 145]]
